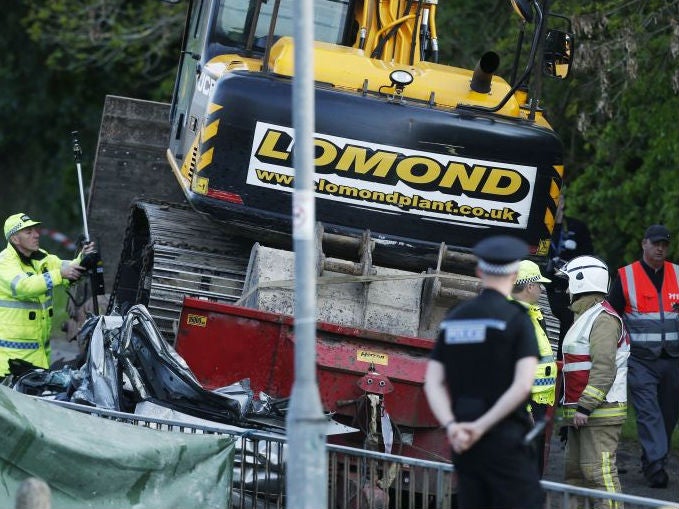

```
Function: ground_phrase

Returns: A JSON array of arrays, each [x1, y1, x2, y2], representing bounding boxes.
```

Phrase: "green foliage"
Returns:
[[436, 0, 517, 74], [0, 0, 184, 237], [22, 0, 185, 98], [437, 0, 679, 270], [545, 1, 679, 269]]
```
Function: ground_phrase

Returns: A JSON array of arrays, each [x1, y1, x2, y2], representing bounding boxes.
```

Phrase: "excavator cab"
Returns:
[[213, 0, 353, 52], [204, 0, 444, 64]]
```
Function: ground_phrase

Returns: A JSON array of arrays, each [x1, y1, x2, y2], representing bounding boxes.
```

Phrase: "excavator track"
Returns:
[[108, 200, 253, 342], [107, 200, 562, 349]]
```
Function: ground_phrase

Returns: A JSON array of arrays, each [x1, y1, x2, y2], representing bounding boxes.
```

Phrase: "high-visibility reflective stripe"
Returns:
[[539, 355, 555, 363], [0, 339, 40, 349], [563, 361, 592, 371], [533, 377, 556, 386], [626, 332, 679, 343], [563, 344, 591, 354], [623, 265, 636, 309], [601, 451, 617, 507], [8, 270, 54, 305], [583, 384, 606, 402], [623, 315, 679, 342], [561, 405, 627, 418], [0, 299, 52, 310], [10, 274, 24, 296], [627, 311, 677, 321], [626, 312, 679, 323], [668, 263, 679, 294], [622, 262, 679, 350]]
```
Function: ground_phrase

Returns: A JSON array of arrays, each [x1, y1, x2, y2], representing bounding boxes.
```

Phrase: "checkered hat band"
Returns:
[[477, 259, 520, 275], [515, 275, 544, 286], [6, 223, 26, 239]]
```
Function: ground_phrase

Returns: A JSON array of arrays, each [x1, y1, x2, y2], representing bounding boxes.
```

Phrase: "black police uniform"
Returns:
[[430, 236, 543, 509]]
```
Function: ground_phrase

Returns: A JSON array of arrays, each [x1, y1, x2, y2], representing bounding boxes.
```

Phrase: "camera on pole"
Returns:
[[71, 130, 105, 314]]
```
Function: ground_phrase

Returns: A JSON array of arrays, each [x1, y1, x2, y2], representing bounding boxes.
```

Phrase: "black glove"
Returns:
[[8, 358, 41, 377], [559, 425, 569, 445]]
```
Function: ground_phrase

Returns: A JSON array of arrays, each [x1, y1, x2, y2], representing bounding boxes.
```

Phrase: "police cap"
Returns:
[[4, 213, 42, 240], [515, 260, 551, 286], [473, 235, 528, 275]]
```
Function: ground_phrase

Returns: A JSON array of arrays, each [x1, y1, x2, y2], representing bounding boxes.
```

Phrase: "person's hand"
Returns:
[[61, 264, 85, 281], [81, 241, 96, 256], [447, 421, 483, 454], [445, 422, 469, 453], [450, 426, 473, 453], [573, 411, 589, 429]]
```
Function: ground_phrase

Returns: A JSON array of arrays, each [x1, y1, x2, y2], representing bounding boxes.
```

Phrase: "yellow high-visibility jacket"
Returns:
[[518, 300, 557, 406], [0, 244, 76, 376]]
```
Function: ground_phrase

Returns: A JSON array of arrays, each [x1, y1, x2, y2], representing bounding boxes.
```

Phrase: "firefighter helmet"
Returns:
[[559, 255, 610, 295]]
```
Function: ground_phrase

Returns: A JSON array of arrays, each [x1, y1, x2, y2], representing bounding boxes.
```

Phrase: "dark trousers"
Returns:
[[531, 403, 549, 477], [453, 420, 544, 509], [628, 355, 679, 476], [546, 281, 572, 359]]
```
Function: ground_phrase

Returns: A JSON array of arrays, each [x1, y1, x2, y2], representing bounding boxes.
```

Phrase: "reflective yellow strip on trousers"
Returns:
[[561, 405, 627, 419]]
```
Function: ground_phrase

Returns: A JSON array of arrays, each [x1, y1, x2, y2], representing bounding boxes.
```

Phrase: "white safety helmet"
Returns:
[[559, 255, 610, 296]]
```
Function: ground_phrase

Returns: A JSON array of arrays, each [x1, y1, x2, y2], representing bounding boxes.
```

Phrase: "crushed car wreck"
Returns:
[[9, 304, 349, 436]]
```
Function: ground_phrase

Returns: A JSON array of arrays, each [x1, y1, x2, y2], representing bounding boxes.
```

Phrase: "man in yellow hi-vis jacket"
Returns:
[[511, 260, 557, 476], [0, 213, 93, 377]]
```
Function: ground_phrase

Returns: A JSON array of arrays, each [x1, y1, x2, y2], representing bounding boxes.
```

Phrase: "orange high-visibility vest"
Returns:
[[619, 261, 679, 359]]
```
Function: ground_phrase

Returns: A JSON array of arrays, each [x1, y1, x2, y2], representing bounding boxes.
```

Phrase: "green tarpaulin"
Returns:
[[0, 385, 235, 509]]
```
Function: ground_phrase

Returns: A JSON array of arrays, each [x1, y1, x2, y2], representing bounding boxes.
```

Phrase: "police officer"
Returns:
[[608, 224, 679, 488], [511, 260, 557, 477], [0, 213, 93, 377], [424, 236, 543, 509]]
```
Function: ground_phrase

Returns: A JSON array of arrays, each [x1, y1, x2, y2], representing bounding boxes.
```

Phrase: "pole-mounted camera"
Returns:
[[71, 131, 105, 314]]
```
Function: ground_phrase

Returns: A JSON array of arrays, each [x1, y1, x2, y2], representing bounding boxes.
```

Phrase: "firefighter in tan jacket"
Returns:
[[559, 256, 630, 508]]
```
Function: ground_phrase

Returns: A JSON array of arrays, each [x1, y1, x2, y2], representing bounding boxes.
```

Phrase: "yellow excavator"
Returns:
[[73, 0, 575, 480], [85, 0, 574, 343]]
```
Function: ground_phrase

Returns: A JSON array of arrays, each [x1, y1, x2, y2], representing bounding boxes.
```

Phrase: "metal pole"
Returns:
[[71, 131, 90, 242], [286, 0, 328, 505], [71, 131, 103, 315], [529, 0, 548, 121]]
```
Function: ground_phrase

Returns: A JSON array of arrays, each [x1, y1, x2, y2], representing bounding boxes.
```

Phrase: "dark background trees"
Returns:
[[0, 0, 183, 255], [1, 0, 677, 267], [550, 1, 679, 267]]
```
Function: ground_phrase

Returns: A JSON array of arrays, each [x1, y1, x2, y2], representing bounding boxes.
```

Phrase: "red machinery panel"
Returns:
[[175, 296, 448, 460], [175, 296, 439, 427]]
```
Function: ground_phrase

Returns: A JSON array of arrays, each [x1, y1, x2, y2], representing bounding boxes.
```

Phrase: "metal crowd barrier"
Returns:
[[46, 401, 678, 509], [327, 443, 455, 509], [541, 480, 679, 509]]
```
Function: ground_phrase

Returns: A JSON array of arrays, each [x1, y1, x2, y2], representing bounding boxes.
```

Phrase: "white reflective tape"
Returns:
[[562, 361, 592, 372]]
